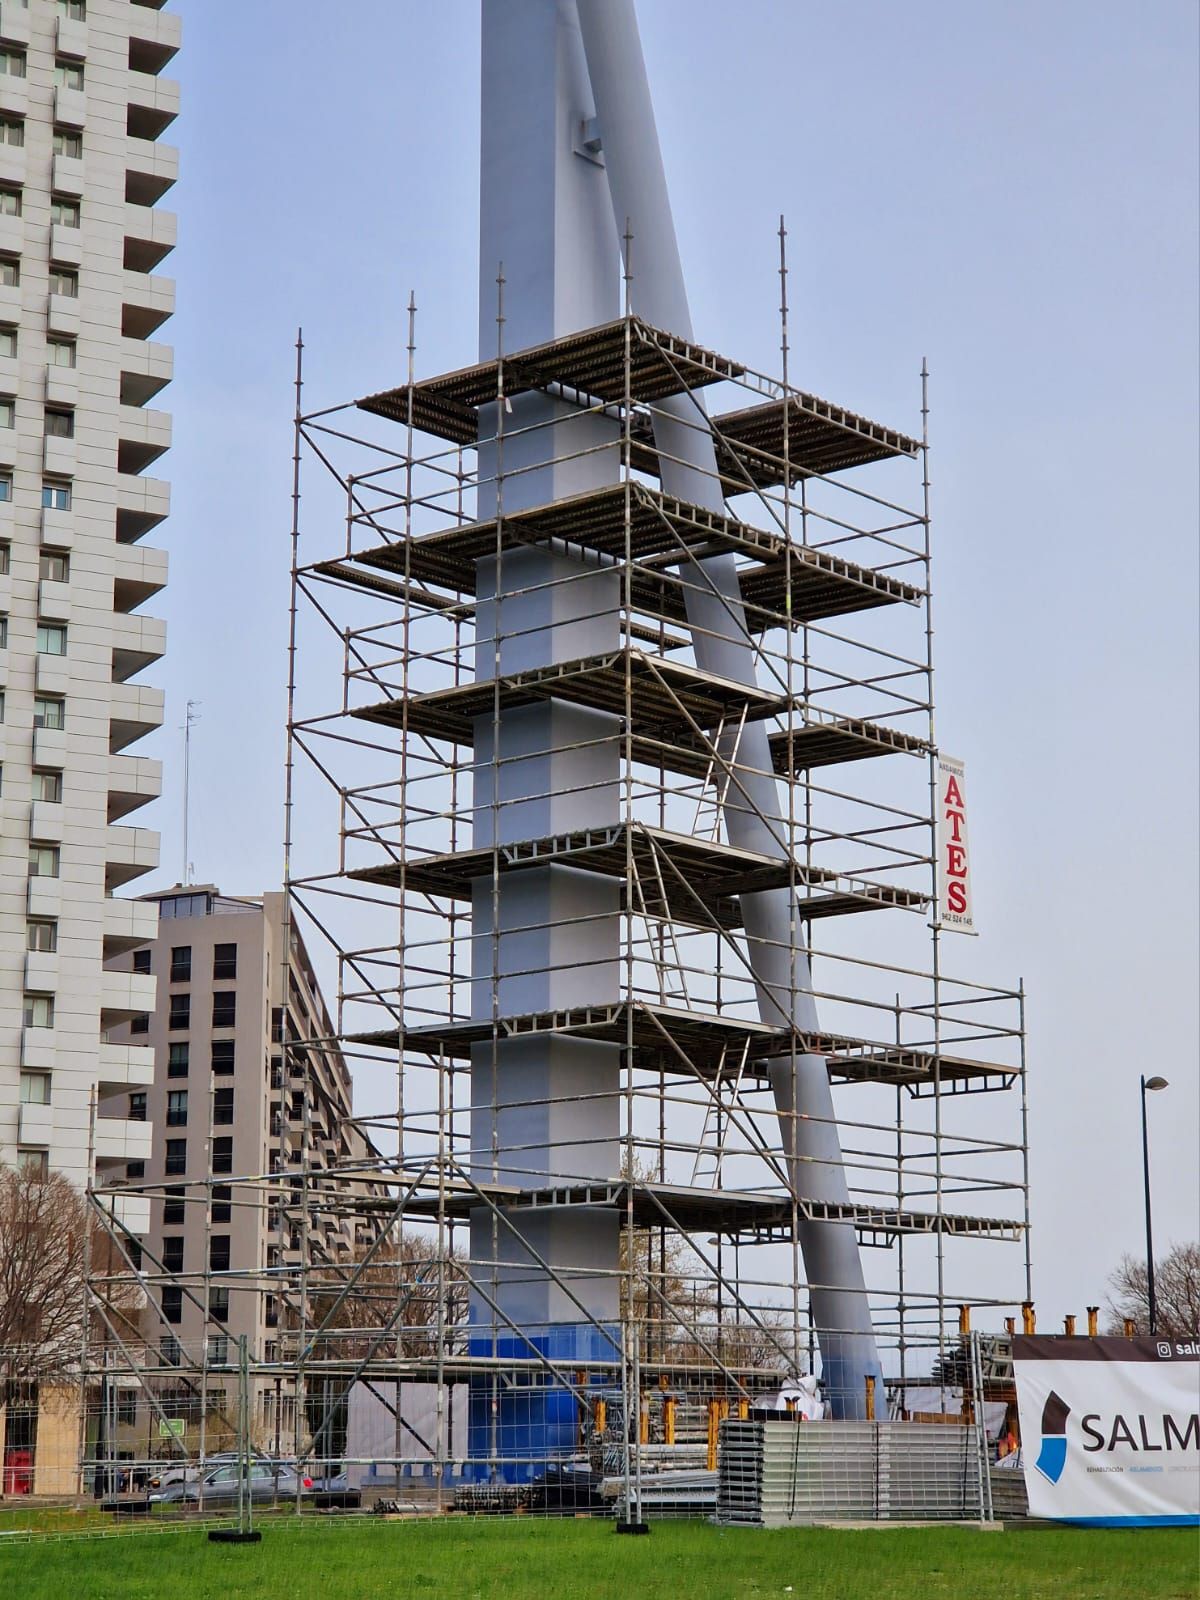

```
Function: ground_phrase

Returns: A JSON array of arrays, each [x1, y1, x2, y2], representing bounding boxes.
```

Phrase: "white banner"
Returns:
[[936, 754, 974, 933], [1013, 1335, 1200, 1526]]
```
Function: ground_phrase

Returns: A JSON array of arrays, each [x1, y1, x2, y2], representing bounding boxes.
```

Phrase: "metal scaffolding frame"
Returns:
[[78, 261, 1031, 1512]]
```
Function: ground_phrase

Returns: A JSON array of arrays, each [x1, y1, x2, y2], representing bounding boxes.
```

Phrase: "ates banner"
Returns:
[[936, 755, 974, 933], [1013, 1334, 1200, 1526]]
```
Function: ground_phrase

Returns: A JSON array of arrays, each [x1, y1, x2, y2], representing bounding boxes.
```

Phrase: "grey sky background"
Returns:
[[148, 0, 1198, 1326]]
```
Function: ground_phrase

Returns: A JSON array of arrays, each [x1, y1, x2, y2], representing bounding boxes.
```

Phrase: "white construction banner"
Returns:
[[1013, 1334, 1200, 1526], [936, 754, 974, 932]]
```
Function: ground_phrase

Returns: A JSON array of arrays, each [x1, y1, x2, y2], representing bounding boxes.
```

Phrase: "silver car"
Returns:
[[151, 1460, 311, 1506]]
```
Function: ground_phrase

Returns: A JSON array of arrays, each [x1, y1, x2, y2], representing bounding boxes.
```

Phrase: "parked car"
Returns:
[[148, 1451, 245, 1491], [150, 1459, 314, 1506]]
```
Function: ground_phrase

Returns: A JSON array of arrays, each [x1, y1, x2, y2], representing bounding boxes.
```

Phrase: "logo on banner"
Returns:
[[1035, 1390, 1071, 1484]]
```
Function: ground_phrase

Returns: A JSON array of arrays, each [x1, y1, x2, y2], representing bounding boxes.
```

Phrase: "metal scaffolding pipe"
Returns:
[[575, 0, 885, 1417]]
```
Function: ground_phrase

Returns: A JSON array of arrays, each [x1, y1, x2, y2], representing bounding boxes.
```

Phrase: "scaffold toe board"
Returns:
[[349, 821, 929, 928], [348, 482, 922, 626], [350, 647, 788, 755], [356, 316, 745, 441], [798, 1031, 1017, 1089]]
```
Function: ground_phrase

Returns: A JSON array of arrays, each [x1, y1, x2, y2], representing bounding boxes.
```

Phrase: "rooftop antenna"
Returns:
[[182, 699, 200, 884]]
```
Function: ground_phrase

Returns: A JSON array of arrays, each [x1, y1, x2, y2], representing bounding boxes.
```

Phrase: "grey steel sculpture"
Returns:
[[472, 0, 884, 1433]]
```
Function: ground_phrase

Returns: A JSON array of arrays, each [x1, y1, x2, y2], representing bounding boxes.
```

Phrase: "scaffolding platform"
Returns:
[[351, 822, 928, 928], [769, 712, 929, 773], [348, 482, 922, 627]]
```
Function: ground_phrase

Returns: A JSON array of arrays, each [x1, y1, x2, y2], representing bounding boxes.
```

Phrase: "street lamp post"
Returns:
[[1140, 1075, 1169, 1335]]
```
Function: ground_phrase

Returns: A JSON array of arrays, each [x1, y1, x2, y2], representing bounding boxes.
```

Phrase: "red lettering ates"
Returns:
[[943, 775, 964, 808], [947, 881, 967, 914], [944, 807, 965, 842], [946, 844, 967, 878]]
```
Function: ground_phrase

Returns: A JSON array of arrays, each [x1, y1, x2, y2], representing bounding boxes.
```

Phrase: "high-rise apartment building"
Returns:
[[0, 0, 179, 1205], [101, 886, 378, 1445]]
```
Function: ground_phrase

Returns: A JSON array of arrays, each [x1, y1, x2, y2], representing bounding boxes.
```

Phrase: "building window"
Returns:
[[28, 843, 60, 877], [42, 480, 72, 510], [0, 330, 12, 362], [23, 993, 55, 1028], [18, 1149, 48, 1178], [33, 769, 63, 802], [209, 1236, 230, 1272], [126, 1240, 142, 1271], [0, 613, 7, 647], [163, 1138, 186, 1176], [130, 1012, 149, 1035], [128, 1091, 146, 1121], [264, 1296, 278, 1329], [58, 0, 88, 19], [0, 472, 10, 501], [0, 188, 19, 217], [211, 1137, 233, 1175], [26, 919, 57, 953], [167, 1041, 188, 1079], [45, 407, 74, 438], [208, 1287, 230, 1321], [159, 1335, 181, 1367], [0, 51, 26, 80], [166, 1089, 187, 1126], [162, 1187, 184, 1225], [49, 197, 80, 228], [132, 947, 151, 974], [0, 541, 8, 571], [212, 943, 238, 981], [169, 945, 191, 983], [0, 690, 6, 724], [41, 546, 71, 581], [52, 128, 82, 159], [270, 1007, 283, 1044], [0, 258, 17, 289], [34, 695, 65, 729], [212, 991, 236, 1029], [211, 1039, 234, 1075], [212, 1087, 234, 1126], [54, 61, 85, 91], [125, 1160, 144, 1180], [0, 120, 22, 150], [167, 992, 189, 1031], [48, 266, 78, 298], [161, 1287, 182, 1325], [19, 1071, 50, 1104], [207, 1334, 229, 1365], [211, 1185, 231, 1223], [161, 1236, 183, 1272], [0, 397, 13, 428], [36, 623, 68, 656]]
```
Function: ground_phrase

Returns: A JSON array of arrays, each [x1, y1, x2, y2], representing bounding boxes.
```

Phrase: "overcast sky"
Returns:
[[152, 0, 1198, 1329]]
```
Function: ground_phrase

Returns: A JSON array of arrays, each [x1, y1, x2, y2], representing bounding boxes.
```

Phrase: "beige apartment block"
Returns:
[[101, 887, 377, 1448], [0, 0, 179, 1206]]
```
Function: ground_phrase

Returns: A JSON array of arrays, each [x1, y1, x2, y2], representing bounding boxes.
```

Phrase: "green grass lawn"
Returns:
[[0, 1516, 1196, 1600]]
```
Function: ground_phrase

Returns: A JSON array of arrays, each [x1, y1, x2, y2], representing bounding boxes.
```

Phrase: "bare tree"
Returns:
[[305, 1230, 469, 1360], [0, 1162, 140, 1393], [1105, 1242, 1200, 1338]]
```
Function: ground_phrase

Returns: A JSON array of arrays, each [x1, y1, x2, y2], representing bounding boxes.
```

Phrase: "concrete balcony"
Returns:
[[116, 473, 169, 541], [34, 652, 70, 696], [100, 967, 156, 1027], [55, 14, 87, 60], [126, 137, 177, 207], [40, 506, 74, 547], [121, 269, 174, 340], [93, 1117, 154, 1165], [31, 726, 67, 768], [111, 610, 166, 682], [113, 540, 167, 609], [47, 291, 81, 337], [52, 153, 86, 197], [38, 576, 72, 618], [17, 1100, 53, 1147], [49, 221, 83, 267], [0, 209, 22, 256], [107, 752, 162, 822], [117, 402, 171, 474], [106, 823, 160, 891], [124, 202, 175, 274], [129, 7, 180, 75], [98, 1042, 156, 1095], [54, 85, 86, 129], [127, 70, 178, 142], [28, 800, 65, 844], [102, 891, 158, 954], [0, 5, 31, 46], [20, 1030, 57, 1071], [26, 876, 62, 919], [109, 681, 164, 752], [0, 76, 27, 119], [45, 364, 78, 407], [98, 1190, 151, 1235], [119, 337, 172, 408], [24, 949, 58, 990], [43, 434, 76, 476]]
